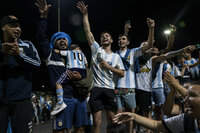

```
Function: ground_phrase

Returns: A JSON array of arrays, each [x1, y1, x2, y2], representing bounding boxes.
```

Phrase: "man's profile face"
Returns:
[[185, 85, 200, 118], [2, 22, 21, 40]]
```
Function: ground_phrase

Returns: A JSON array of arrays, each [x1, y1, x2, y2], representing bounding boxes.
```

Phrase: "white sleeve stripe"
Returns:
[[19, 53, 41, 66], [57, 71, 68, 84], [46, 60, 65, 66]]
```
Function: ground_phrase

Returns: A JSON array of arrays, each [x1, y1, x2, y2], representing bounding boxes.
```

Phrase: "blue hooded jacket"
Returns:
[[36, 18, 75, 98]]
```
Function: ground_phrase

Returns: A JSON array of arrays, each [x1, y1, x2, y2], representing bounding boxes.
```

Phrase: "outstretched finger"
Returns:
[[43, 0, 47, 5], [77, 1, 83, 7], [80, 1, 85, 6], [35, 3, 39, 8], [47, 4, 52, 9]]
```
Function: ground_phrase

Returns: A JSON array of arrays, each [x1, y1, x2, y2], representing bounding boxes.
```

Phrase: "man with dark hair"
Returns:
[[35, 0, 88, 132], [77, 2, 125, 133], [114, 19, 154, 133], [0, 15, 41, 133]]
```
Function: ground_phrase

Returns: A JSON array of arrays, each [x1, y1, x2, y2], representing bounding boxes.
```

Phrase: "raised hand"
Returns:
[[77, 1, 88, 15], [163, 71, 178, 87], [124, 20, 131, 35], [113, 112, 134, 124], [35, 0, 51, 18], [169, 24, 176, 34], [183, 45, 195, 53], [147, 18, 155, 28]]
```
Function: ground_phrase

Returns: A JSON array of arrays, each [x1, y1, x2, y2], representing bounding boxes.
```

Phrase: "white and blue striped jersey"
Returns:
[[163, 62, 181, 95], [152, 62, 165, 88], [90, 41, 125, 89], [115, 47, 142, 88], [163, 62, 181, 77], [60, 50, 87, 69], [184, 58, 200, 80], [136, 58, 153, 92]]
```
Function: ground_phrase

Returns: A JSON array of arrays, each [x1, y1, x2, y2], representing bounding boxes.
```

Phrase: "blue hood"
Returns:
[[50, 32, 72, 49]]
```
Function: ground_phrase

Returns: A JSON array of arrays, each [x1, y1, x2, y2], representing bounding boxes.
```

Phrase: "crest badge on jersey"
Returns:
[[58, 119, 63, 127]]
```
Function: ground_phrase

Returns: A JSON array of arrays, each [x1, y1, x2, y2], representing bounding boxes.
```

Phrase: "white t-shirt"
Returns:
[[136, 58, 152, 92], [152, 62, 165, 88], [90, 41, 125, 89]]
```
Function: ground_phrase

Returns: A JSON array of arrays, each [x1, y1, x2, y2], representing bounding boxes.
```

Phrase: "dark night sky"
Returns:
[[1, 0, 200, 90]]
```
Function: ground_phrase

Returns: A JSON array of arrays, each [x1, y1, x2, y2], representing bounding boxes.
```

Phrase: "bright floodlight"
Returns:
[[164, 29, 171, 35]]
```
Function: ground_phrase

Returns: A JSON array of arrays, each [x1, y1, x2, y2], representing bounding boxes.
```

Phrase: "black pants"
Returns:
[[0, 99, 34, 133]]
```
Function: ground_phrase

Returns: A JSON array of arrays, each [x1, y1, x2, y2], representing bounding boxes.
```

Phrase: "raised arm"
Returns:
[[35, 0, 52, 58], [162, 24, 176, 54], [152, 45, 195, 66], [164, 71, 187, 98], [77, 1, 95, 46], [124, 20, 131, 36], [35, 0, 51, 19], [162, 83, 181, 116], [141, 18, 155, 53]]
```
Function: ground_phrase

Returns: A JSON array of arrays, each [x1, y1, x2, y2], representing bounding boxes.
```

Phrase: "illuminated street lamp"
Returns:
[[164, 29, 171, 35]]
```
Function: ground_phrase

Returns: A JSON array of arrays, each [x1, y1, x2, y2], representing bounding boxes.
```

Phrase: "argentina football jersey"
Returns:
[[60, 50, 87, 69], [115, 47, 142, 89], [90, 41, 125, 89], [184, 58, 200, 81]]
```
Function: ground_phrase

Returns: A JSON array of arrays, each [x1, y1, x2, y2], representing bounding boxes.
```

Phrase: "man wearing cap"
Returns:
[[0, 15, 41, 133], [35, 0, 88, 133]]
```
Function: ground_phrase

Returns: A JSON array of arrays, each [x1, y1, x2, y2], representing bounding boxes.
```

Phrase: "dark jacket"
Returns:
[[36, 18, 75, 98], [0, 39, 41, 102]]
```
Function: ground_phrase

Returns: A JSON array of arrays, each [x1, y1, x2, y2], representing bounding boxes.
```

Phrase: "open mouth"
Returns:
[[102, 39, 108, 43], [13, 31, 20, 38], [60, 42, 66, 46]]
